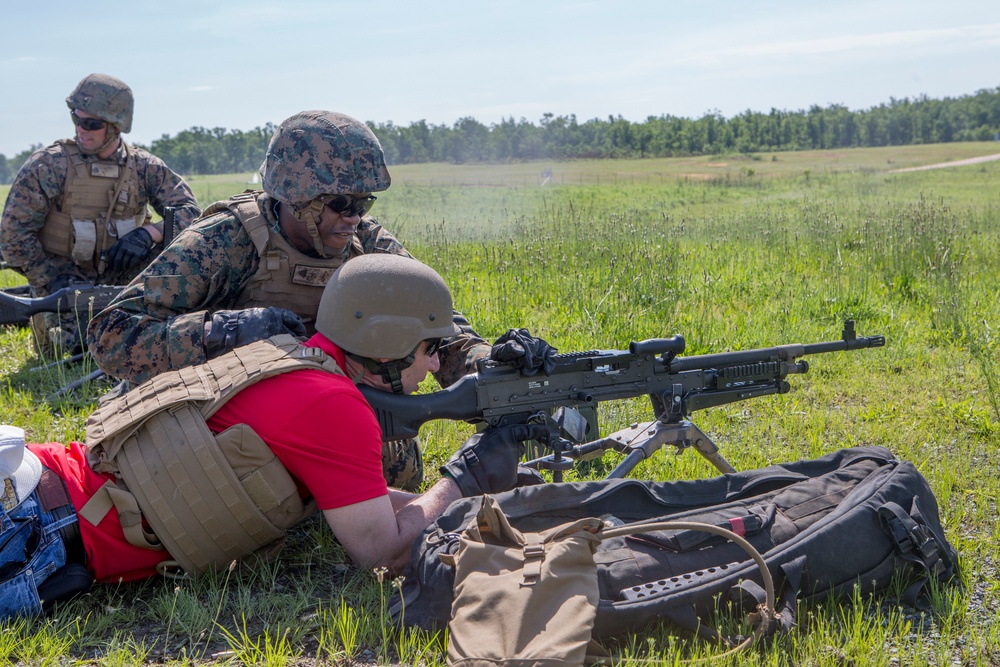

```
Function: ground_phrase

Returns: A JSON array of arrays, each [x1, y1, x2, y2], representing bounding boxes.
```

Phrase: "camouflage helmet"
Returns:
[[260, 110, 391, 208], [316, 254, 460, 360], [65, 73, 134, 133]]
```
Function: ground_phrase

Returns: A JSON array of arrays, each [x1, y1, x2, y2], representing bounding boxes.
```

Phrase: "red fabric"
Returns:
[[28, 333, 387, 583], [28, 441, 167, 583], [728, 516, 746, 537], [207, 334, 388, 510]]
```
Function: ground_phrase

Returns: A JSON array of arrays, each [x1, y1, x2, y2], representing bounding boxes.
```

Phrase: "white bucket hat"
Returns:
[[0, 425, 42, 512]]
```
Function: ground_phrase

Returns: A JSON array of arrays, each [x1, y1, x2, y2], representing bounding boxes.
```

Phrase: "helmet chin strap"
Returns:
[[290, 199, 329, 257], [347, 352, 416, 395], [78, 127, 120, 156]]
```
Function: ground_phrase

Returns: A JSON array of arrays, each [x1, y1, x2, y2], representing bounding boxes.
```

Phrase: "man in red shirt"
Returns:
[[3, 254, 548, 618]]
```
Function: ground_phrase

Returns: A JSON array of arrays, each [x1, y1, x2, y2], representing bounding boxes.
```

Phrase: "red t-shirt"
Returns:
[[29, 440, 168, 584], [206, 334, 388, 510], [31, 334, 387, 583]]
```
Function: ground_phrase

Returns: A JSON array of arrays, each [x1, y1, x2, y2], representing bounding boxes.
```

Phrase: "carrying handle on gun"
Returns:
[[629, 335, 685, 360]]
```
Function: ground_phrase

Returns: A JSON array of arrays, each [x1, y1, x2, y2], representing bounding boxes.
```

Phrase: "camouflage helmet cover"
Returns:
[[65, 73, 134, 133], [316, 254, 460, 360], [260, 110, 391, 208]]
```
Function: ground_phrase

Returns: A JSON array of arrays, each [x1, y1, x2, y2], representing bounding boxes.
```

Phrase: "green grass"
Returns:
[[2, 143, 1000, 664]]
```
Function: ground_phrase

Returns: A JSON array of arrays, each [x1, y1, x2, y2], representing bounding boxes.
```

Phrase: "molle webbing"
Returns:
[[114, 406, 287, 573], [83, 335, 345, 575], [85, 335, 342, 447], [218, 192, 363, 334], [38, 141, 148, 270]]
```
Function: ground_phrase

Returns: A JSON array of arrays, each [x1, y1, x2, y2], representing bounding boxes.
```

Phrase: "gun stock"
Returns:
[[0, 284, 124, 327], [360, 375, 481, 442]]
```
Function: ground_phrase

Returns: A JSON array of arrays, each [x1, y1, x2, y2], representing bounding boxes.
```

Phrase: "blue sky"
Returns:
[[2, 0, 999, 157]]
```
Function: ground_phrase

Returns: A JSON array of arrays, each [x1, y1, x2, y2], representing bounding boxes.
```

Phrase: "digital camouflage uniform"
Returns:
[[0, 140, 199, 352], [92, 109, 491, 490], [87, 191, 491, 489]]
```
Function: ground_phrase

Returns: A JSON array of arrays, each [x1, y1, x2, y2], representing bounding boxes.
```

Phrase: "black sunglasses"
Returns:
[[70, 112, 107, 132], [323, 194, 377, 218], [424, 339, 443, 357]]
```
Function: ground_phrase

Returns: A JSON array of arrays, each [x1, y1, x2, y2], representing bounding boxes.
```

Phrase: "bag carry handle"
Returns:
[[600, 520, 779, 662]]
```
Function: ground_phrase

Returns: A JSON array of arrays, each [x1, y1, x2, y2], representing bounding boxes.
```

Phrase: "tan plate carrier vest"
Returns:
[[205, 192, 365, 334], [38, 141, 151, 273], [82, 335, 345, 576]]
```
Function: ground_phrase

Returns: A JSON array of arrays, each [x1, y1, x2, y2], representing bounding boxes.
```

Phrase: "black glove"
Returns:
[[106, 227, 155, 274], [440, 423, 550, 497], [44, 274, 87, 294], [204, 306, 307, 359], [489, 328, 557, 376]]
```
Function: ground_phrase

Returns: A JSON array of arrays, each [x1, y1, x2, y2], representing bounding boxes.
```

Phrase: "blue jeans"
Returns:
[[0, 488, 73, 620]]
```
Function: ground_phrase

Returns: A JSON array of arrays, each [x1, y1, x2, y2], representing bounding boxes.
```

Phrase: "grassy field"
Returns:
[[1, 143, 999, 665]]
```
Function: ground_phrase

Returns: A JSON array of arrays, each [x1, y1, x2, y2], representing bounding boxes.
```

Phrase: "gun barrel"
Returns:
[[670, 324, 885, 373], [669, 344, 806, 373], [802, 334, 885, 355]]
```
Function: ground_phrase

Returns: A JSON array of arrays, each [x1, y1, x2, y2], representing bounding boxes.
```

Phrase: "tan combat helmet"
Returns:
[[66, 73, 134, 133], [259, 110, 392, 257], [316, 254, 459, 393]]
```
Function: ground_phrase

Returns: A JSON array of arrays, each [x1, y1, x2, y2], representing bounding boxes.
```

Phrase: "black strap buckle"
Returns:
[[878, 503, 943, 577]]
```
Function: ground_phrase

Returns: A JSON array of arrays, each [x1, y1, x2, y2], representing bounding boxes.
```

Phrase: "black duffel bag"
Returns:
[[390, 446, 957, 641]]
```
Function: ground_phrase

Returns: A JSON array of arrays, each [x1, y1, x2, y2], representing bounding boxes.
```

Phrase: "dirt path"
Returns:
[[888, 152, 1000, 173]]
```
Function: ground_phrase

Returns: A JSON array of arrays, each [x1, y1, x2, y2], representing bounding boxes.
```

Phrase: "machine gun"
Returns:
[[0, 283, 121, 400], [0, 283, 124, 327], [0, 206, 174, 328], [0, 206, 175, 400], [360, 320, 885, 480]]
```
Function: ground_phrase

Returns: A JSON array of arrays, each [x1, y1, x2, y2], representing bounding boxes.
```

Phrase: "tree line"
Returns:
[[2, 86, 999, 184]]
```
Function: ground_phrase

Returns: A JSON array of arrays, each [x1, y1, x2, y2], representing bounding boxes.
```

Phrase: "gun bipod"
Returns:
[[46, 368, 106, 401], [31, 351, 109, 402], [523, 418, 737, 481]]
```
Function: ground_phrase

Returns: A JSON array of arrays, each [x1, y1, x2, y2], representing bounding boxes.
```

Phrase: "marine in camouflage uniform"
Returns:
[[0, 74, 199, 354], [87, 110, 491, 490]]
